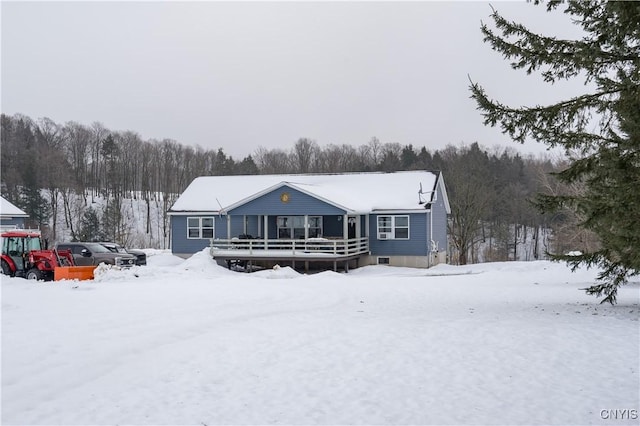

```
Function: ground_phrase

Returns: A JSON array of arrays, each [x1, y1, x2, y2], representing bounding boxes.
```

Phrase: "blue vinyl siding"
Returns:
[[171, 215, 226, 254], [323, 216, 344, 237], [245, 215, 260, 238], [429, 180, 448, 254], [218, 215, 261, 239], [229, 215, 244, 238], [369, 213, 428, 256], [229, 185, 346, 216]]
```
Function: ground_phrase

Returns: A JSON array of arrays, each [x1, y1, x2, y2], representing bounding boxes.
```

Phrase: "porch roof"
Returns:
[[169, 171, 440, 214]]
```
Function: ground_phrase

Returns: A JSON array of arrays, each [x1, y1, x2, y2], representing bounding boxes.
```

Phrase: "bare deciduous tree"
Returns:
[[291, 138, 318, 174]]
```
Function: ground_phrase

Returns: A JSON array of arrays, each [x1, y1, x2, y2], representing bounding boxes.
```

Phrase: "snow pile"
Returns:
[[2, 257, 638, 425], [252, 264, 302, 279], [144, 249, 184, 267], [92, 263, 142, 282], [142, 248, 172, 258], [177, 248, 235, 276]]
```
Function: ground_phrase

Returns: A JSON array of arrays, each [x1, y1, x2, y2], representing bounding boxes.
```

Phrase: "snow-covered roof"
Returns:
[[0, 196, 28, 217], [169, 171, 443, 214]]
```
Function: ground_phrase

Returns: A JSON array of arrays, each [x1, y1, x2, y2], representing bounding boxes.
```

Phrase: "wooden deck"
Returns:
[[210, 237, 370, 272]]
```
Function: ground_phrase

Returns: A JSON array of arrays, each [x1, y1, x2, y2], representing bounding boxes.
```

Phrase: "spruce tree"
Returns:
[[470, 1, 640, 304], [19, 161, 50, 228], [78, 208, 105, 242]]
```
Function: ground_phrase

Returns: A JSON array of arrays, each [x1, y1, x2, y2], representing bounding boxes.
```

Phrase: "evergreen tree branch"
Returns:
[[470, 0, 640, 304]]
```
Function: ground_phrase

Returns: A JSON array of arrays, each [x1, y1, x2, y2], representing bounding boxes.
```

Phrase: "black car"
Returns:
[[99, 242, 147, 266], [56, 242, 137, 267]]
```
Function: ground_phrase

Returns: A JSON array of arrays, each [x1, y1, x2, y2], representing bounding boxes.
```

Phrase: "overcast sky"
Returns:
[[2, 1, 585, 159]]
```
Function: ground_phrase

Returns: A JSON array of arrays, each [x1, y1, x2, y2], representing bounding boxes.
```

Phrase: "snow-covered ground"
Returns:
[[2, 251, 638, 425]]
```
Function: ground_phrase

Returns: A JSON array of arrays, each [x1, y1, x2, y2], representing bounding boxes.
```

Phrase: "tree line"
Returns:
[[1, 113, 592, 263]]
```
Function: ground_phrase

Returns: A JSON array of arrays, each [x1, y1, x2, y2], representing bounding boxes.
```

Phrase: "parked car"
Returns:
[[99, 242, 147, 266], [56, 242, 137, 267]]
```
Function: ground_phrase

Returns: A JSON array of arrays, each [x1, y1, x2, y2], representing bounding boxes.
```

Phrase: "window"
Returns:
[[187, 217, 214, 239], [5, 237, 24, 255], [277, 216, 323, 239], [377, 215, 410, 240], [277, 216, 291, 238], [308, 216, 322, 238], [26, 237, 42, 251]]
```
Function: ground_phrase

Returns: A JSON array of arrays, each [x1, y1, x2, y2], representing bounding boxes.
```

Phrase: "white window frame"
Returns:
[[377, 215, 410, 240], [187, 216, 215, 239]]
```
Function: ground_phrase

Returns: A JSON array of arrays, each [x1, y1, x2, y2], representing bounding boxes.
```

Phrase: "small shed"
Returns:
[[0, 196, 28, 230]]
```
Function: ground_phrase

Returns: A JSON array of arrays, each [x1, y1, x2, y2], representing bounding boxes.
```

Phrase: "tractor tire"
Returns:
[[1, 260, 14, 277], [26, 268, 44, 281]]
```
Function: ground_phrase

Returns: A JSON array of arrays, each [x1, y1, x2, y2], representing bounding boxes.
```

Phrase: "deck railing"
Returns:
[[210, 237, 369, 257]]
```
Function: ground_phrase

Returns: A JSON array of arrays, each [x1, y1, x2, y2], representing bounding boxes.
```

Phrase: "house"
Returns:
[[168, 171, 450, 271], [0, 196, 28, 230]]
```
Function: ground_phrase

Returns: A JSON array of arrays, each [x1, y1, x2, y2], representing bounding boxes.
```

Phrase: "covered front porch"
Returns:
[[210, 213, 370, 272]]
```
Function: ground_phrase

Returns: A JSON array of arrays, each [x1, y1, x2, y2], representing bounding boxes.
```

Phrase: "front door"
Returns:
[[348, 216, 357, 239]]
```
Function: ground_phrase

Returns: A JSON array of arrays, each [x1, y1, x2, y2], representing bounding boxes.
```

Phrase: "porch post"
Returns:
[[263, 215, 269, 249], [365, 215, 370, 237], [226, 215, 231, 239], [355, 214, 361, 239], [343, 214, 348, 239], [304, 215, 309, 239]]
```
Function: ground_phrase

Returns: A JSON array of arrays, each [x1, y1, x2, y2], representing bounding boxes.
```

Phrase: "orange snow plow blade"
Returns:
[[54, 266, 96, 281]]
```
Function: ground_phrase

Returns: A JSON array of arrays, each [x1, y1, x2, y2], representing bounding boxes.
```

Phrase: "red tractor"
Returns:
[[1, 229, 75, 281]]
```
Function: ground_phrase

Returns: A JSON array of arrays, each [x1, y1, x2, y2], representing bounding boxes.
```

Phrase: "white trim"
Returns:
[[365, 215, 370, 237], [343, 214, 348, 239], [376, 215, 410, 240], [187, 216, 215, 239], [168, 211, 220, 216], [371, 209, 428, 214], [263, 215, 269, 249], [435, 172, 452, 214]]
